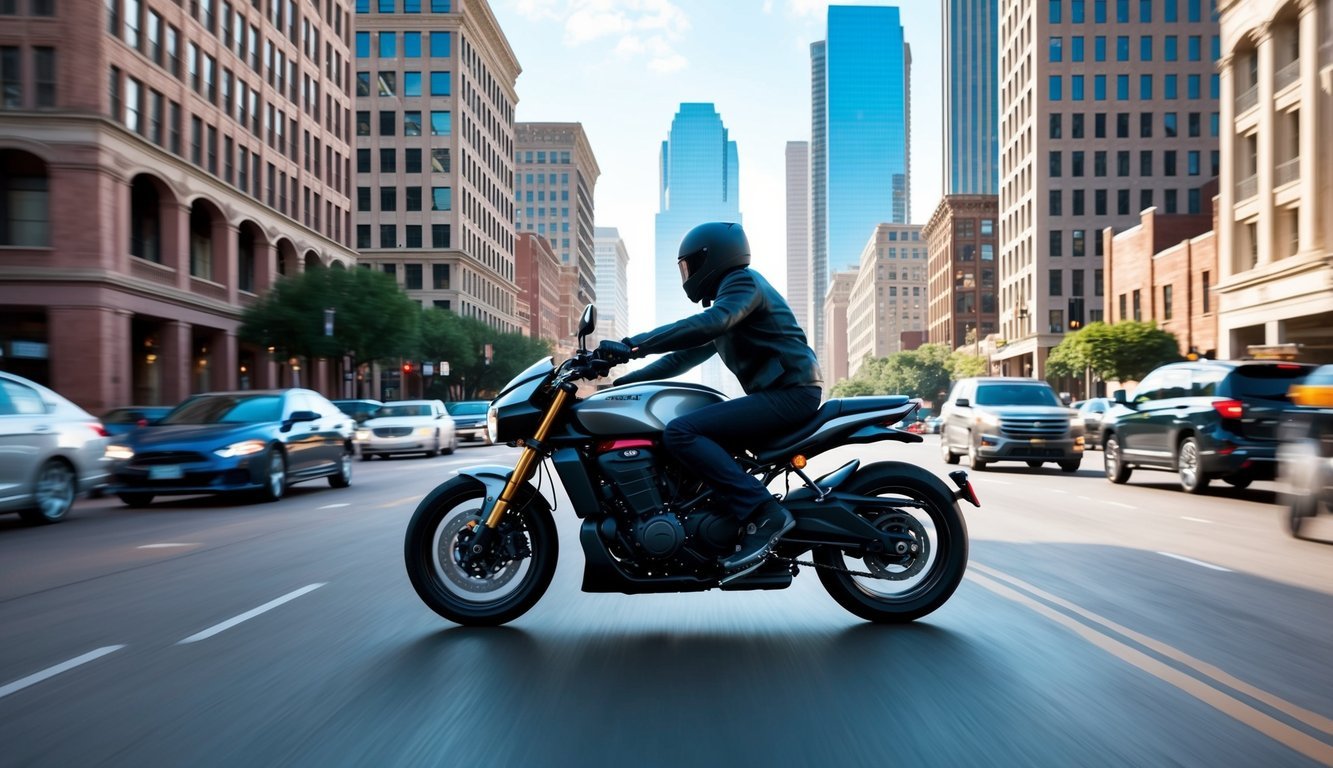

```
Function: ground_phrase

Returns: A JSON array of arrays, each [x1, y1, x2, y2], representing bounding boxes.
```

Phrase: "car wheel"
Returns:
[[1059, 459, 1082, 473], [430, 434, 441, 457], [117, 492, 155, 508], [360, 451, 374, 462], [1223, 475, 1252, 490], [967, 436, 988, 471], [19, 459, 76, 525], [1176, 437, 1209, 494], [443, 434, 457, 455], [941, 433, 960, 465], [329, 450, 352, 488], [1104, 434, 1131, 484], [258, 448, 287, 503], [1026, 461, 1044, 468]]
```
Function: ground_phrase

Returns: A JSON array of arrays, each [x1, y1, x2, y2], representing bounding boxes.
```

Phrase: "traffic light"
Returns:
[[402, 361, 414, 375]]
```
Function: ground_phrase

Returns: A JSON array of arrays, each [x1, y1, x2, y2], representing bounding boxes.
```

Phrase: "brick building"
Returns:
[[924, 195, 999, 351]]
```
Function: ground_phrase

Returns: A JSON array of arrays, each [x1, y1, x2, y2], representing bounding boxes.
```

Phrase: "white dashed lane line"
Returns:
[[317, 503, 350, 509], [0, 646, 126, 700], [1157, 552, 1232, 572], [177, 583, 327, 645], [1181, 516, 1214, 524], [137, 543, 198, 549]]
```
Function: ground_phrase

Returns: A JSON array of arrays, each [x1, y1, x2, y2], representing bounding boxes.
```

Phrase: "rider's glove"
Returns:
[[595, 338, 634, 364]]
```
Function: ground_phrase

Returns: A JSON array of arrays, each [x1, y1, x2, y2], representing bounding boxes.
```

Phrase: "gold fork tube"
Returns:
[[483, 386, 571, 529]]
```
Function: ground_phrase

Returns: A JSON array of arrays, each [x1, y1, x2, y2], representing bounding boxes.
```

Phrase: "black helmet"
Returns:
[[677, 222, 751, 305]]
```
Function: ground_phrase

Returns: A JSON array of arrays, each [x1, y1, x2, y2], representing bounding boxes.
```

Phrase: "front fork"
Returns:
[[465, 386, 571, 557]]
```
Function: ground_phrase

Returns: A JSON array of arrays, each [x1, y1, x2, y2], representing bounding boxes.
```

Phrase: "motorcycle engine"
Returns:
[[596, 444, 685, 560]]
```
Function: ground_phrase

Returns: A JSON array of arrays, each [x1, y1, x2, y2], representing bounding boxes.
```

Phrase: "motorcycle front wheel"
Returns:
[[404, 476, 558, 626], [815, 461, 969, 623]]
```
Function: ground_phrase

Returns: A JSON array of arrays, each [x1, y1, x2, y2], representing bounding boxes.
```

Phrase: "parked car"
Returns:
[[1101, 359, 1315, 493], [445, 400, 492, 444], [355, 400, 456, 459], [332, 399, 383, 424], [0, 371, 110, 524], [102, 406, 173, 437], [939, 377, 1085, 472], [924, 415, 944, 434], [1072, 397, 1113, 449], [106, 389, 354, 506], [1277, 364, 1333, 536]]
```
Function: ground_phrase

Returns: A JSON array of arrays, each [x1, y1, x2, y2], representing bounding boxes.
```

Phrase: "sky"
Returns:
[[491, 0, 944, 334]]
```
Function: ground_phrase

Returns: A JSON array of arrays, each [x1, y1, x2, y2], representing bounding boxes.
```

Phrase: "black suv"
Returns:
[[1101, 360, 1314, 493]]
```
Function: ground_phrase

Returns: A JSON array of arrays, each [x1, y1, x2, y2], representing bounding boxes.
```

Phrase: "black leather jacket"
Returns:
[[616, 267, 823, 394]]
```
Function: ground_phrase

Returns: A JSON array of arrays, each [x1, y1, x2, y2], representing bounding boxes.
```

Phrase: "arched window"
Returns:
[[130, 175, 163, 262], [189, 201, 215, 279]]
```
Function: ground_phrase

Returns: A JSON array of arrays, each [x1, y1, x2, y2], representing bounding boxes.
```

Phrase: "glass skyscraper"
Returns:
[[654, 103, 742, 395], [944, 0, 999, 194], [811, 5, 912, 363]]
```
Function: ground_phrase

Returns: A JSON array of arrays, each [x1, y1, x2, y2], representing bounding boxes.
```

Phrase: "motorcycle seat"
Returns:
[[753, 395, 913, 462]]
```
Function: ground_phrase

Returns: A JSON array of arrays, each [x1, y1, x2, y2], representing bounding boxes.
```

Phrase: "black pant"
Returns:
[[662, 386, 822, 519]]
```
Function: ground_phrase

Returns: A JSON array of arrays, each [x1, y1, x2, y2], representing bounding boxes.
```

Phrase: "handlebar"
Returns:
[[555, 349, 621, 386]]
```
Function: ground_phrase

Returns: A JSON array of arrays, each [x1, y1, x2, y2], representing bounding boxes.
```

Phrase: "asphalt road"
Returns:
[[1, 438, 1330, 767]]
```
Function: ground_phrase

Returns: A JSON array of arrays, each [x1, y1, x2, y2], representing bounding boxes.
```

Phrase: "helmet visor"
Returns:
[[678, 248, 706, 283]]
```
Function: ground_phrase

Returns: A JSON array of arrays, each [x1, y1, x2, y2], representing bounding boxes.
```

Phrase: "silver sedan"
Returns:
[[0, 371, 110, 524]]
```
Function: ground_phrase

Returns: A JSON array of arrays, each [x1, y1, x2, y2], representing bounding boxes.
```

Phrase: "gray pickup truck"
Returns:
[[939, 377, 1085, 472]]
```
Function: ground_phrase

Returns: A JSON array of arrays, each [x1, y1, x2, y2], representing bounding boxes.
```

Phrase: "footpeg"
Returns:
[[719, 556, 768, 585]]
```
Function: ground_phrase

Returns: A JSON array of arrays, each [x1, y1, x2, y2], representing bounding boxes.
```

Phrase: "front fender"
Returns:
[[421, 464, 517, 522]]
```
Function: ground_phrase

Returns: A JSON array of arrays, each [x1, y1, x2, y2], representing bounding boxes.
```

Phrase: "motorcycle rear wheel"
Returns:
[[815, 461, 969, 623], [404, 476, 557, 626]]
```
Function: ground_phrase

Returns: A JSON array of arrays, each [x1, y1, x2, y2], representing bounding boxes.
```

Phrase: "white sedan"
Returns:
[[355, 400, 456, 460]]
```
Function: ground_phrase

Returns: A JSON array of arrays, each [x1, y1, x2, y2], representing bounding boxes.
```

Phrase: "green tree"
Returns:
[[415, 308, 552, 399], [1046, 321, 1181, 383], [830, 343, 962, 404], [949, 350, 989, 379], [239, 267, 420, 393]]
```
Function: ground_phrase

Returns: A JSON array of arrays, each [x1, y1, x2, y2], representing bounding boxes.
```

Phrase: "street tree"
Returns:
[[239, 267, 420, 393], [1045, 321, 1181, 383], [416, 308, 552, 399]]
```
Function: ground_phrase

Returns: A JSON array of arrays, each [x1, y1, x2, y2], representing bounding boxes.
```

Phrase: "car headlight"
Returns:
[[214, 439, 268, 458], [487, 406, 499, 444], [355, 429, 370, 441], [105, 444, 134, 461], [976, 412, 1001, 428], [1070, 417, 1085, 430], [415, 426, 435, 436]]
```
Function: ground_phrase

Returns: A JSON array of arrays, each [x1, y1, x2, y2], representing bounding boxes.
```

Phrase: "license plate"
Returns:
[[1029, 438, 1046, 445], [148, 465, 183, 480]]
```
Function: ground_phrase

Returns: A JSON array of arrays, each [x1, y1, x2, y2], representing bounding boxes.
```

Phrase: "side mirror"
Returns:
[[955, 398, 970, 408], [1060, 392, 1073, 406], [1113, 389, 1129, 405], [577, 304, 597, 351], [283, 410, 320, 431]]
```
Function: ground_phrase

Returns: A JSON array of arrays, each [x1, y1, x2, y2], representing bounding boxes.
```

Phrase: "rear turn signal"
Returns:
[[790, 455, 807, 470], [1212, 400, 1244, 419], [947, 470, 981, 508]]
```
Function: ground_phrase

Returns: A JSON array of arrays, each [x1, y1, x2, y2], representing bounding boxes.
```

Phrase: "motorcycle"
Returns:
[[404, 306, 980, 626]]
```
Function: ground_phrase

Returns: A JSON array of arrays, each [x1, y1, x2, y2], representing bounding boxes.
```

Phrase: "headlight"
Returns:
[[355, 429, 370, 441], [487, 406, 499, 444], [1070, 417, 1085, 430], [105, 444, 134, 461], [214, 439, 267, 458], [976, 412, 1001, 428], [415, 426, 435, 436]]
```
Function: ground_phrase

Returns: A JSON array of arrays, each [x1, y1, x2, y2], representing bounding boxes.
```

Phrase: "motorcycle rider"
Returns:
[[597, 222, 823, 574]]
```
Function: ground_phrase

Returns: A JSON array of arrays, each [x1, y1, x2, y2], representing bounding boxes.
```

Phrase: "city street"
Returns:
[[1, 438, 1330, 767]]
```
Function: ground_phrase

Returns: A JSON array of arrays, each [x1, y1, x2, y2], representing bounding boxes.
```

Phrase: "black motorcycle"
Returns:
[[404, 306, 979, 626]]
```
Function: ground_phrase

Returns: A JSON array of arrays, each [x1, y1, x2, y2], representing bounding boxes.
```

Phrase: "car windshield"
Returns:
[[446, 401, 488, 416], [975, 384, 1061, 407], [162, 395, 283, 424], [377, 404, 433, 418], [1230, 365, 1311, 402]]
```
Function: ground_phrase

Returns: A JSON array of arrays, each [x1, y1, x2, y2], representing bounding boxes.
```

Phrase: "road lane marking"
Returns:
[[966, 572, 1333, 763], [1047, 489, 1067, 494], [971, 562, 1333, 740], [371, 494, 422, 510], [979, 479, 1012, 485], [317, 503, 350, 509], [1181, 516, 1214, 524], [1157, 552, 1232, 572], [137, 543, 198, 549], [1103, 500, 1137, 509], [177, 584, 326, 645], [0, 646, 126, 700]]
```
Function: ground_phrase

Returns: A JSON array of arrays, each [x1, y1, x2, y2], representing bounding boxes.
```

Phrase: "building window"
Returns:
[[381, 110, 397, 135], [356, 186, 370, 211], [1164, 188, 1178, 213], [1164, 151, 1177, 176], [432, 263, 449, 288], [1094, 75, 1106, 100], [1072, 189, 1085, 215], [380, 187, 396, 211], [431, 223, 450, 248], [431, 148, 450, 173], [405, 187, 421, 211], [356, 224, 371, 249], [380, 224, 396, 248], [431, 186, 451, 211], [1119, 294, 1127, 321], [1132, 289, 1142, 321], [403, 110, 420, 135], [357, 110, 370, 135], [378, 31, 395, 58], [1140, 189, 1153, 211], [430, 0, 448, 10], [1140, 150, 1152, 177], [1117, 151, 1129, 176], [404, 71, 421, 96], [1118, 189, 1130, 215], [1095, 189, 1107, 215], [405, 263, 423, 289], [34, 47, 56, 108], [2, 47, 27, 109], [1049, 230, 1063, 258], [356, 31, 369, 58], [430, 31, 450, 57], [1201, 271, 1210, 313], [1116, 35, 1129, 61], [382, 262, 397, 279], [1072, 150, 1085, 176], [1049, 151, 1062, 177], [1072, 229, 1086, 257], [1049, 0, 1061, 23], [1162, 284, 1174, 320], [1139, 35, 1152, 61], [1165, 35, 1178, 61], [430, 110, 450, 135], [378, 71, 396, 97], [0, 150, 49, 246], [1049, 113, 1061, 139], [380, 147, 396, 172], [1049, 189, 1063, 216], [405, 148, 422, 173], [1049, 309, 1064, 334], [1050, 37, 1063, 62], [1049, 75, 1062, 101], [429, 71, 450, 96]]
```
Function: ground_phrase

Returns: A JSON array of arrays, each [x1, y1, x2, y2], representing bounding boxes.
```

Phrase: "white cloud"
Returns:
[[505, 0, 691, 72]]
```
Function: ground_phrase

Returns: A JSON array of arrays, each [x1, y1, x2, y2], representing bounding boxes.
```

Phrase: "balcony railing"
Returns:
[[1237, 174, 1259, 200], [1275, 59, 1300, 91], [1236, 85, 1259, 112], [1276, 158, 1301, 186]]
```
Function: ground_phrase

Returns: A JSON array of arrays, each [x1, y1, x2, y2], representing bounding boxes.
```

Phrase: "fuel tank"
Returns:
[[572, 382, 726, 436]]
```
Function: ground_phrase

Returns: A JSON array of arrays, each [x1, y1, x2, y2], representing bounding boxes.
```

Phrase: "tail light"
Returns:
[[1212, 400, 1244, 419], [89, 422, 109, 438]]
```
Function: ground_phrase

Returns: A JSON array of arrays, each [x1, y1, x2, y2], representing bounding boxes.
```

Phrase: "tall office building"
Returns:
[[995, 0, 1220, 377], [593, 226, 630, 344], [0, 0, 356, 411], [654, 103, 741, 395], [846, 224, 927, 376], [785, 141, 812, 334], [944, 0, 1000, 195], [352, 0, 520, 332], [515, 122, 600, 312], [1214, 0, 1332, 361], [810, 6, 912, 364]]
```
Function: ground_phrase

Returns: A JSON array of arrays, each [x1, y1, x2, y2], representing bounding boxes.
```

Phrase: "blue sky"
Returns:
[[492, 0, 944, 332]]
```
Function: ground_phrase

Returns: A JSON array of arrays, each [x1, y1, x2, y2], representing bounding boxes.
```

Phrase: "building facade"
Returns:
[[845, 223, 927, 377], [924, 196, 1000, 351], [593, 226, 629, 344], [785, 140, 811, 334], [351, 0, 520, 332], [514, 232, 561, 349], [515, 122, 600, 311], [996, 0, 1221, 377], [810, 6, 912, 366], [0, 0, 356, 411], [1214, 0, 1333, 362], [944, 0, 1000, 195], [822, 268, 858, 390]]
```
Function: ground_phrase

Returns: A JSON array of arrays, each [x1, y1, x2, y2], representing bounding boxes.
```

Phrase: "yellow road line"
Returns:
[[967, 570, 1333, 765]]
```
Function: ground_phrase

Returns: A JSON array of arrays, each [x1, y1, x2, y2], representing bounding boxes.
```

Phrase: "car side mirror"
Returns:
[[283, 410, 320, 431], [955, 398, 970, 408], [1113, 389, 1135, 409]]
